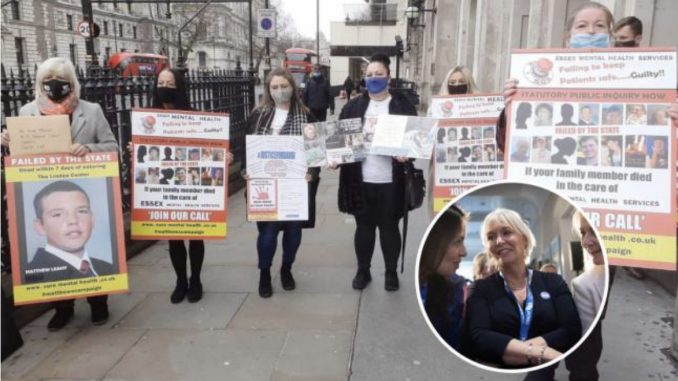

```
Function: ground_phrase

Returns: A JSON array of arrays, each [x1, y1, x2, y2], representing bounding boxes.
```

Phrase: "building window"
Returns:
[[134, 49, 139, 53], [69, 44, 77, 65], [121, 48, 126, 53], [133, 26, 137, 39], [10, 0, 20, 20], [14, 37, 25, 66], [103, 21, 109, 35], [198, 52, 207, 67], [67, 14, 73, 31], [105, 47, 111, 62], [119, 23, 123, 37], [127, 2, 132, 13]]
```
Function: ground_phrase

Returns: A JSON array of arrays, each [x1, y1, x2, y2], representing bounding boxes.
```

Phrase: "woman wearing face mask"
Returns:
[[335, 53, 417, 291], [243, 68, 318, 298], [1, 57, 118, 331], [148, 68, 233, 305], [497, 2, 615, 154], [439, 66, 478, 96]]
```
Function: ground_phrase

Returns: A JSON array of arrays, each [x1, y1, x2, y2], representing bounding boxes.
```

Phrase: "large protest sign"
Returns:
[[430, 94, 504, 119], [246, 135, 308, 221], [431, 94, 505, 212], [303, 118, 365, 167], [4, 153, 128, 305], [130, 109, 230, 240], [506, 47, 677, 270], [370, 115, 439, 159]]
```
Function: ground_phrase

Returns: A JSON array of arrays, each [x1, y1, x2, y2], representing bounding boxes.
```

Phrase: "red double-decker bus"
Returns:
[[283, 48, 317, 89], [108, 53, 169, 77]]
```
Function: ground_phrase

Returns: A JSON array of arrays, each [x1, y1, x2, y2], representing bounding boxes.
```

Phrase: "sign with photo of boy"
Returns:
[[4, 152, 128, 305]]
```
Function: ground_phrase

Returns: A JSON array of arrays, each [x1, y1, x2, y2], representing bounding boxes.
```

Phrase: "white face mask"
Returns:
[[271, 88, 293, 104]]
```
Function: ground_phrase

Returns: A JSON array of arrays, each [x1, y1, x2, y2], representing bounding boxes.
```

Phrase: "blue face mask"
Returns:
[[569, 33, 610, 48], [365, 76, 389, 94]]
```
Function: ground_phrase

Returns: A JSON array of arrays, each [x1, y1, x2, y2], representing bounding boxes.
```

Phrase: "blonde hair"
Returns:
[[34, 57, 81, 99], [480, 208, 536, 264], [472, 252, 497, 281], [438, 66, 478, 95], [563, 2, 615, 46]]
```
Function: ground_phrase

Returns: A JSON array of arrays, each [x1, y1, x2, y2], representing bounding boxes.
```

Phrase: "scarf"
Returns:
[[255, 104, 309, 136], [36, 92, 79, 116]]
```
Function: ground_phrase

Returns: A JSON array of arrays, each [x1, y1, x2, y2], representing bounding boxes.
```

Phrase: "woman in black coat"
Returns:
[[335, 53, 417, 292], [149, 68, 233, 305], [463, 208, 581, 368]]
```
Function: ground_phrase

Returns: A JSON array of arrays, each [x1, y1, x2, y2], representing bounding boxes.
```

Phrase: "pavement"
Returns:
[[2, 98, 677, 380]]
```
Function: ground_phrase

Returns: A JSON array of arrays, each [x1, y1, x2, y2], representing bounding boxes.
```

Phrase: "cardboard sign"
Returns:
[[7, 115, 72, 155]]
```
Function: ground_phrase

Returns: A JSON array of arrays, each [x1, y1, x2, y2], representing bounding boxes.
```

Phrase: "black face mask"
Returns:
[[43, 79, 72, 101], [614, 40, 637, 48], [448, 84, 468, 95], [157, 87, 177, 104]]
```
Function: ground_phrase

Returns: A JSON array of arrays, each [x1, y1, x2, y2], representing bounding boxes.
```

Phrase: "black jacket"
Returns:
[[303, 76, 335, 112], [337, 91, 417, 217], [24, 248, 116, 284], [463, 271, 582, 366]]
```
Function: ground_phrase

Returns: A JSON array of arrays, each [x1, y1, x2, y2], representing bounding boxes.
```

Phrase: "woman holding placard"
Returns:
[[147, 68, 233, 305], [2, 57, 118, 331], [335, 53, 417, 292], [243, 68, 318, 298]]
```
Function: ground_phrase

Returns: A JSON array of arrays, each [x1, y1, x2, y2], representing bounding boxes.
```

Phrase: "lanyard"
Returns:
[[501, 269, 534, 341]]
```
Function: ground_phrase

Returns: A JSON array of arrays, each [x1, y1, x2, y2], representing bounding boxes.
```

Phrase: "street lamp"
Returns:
[[404, 4, 436, 27]]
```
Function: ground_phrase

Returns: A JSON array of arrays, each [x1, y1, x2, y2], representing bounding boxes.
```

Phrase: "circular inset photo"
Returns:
[[415, 181, 609, 374]]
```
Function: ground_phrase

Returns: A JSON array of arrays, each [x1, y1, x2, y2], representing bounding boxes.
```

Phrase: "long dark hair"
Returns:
[[152, 68, 191, 110], [419, 205, 468, 340]]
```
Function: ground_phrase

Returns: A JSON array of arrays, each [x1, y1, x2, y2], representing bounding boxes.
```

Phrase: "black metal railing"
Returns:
[[1, 64, 256, 211]]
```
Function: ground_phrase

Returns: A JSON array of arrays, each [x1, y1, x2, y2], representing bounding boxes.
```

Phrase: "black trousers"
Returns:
[[310, 108, 327, 122], [169, 240, 205, 282], [523, 323, 603, 381], [354, 182, 401, 272]]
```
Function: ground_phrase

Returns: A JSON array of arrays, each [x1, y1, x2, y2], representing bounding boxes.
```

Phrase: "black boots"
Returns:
[[171, 278, 188, 304], [385, 270, 399, 291], [47, 306, 74, 332], [90, 303, 109, 325], [259, 268, 272, 298], [280, 263, 296, 290], [187, 277, 203, 303], [352, 268, 372, 290]]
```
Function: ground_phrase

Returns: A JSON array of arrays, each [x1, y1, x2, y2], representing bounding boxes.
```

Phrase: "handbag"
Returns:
[[400, 161, 426, 273], [404, 162, 425, 211]]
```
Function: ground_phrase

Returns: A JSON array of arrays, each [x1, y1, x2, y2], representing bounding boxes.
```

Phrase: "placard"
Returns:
[[246, 135, 308, 221], [4, 152, 128, 305], [130, 109, 230, 240], [432, 119, 503, 212], [304, 118, 365, 167], [505, 47, 677, 270], [430, 94, 504, 119], [6, 115, 72, 155], [431, 94, 504, 212], [370, 115, 439, 159]]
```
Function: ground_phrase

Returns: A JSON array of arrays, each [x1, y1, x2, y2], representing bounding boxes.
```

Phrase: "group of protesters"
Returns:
[[1, 2, 677, 381]]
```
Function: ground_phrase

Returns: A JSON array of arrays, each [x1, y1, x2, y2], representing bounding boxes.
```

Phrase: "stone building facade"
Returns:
[[406, 0, 678, 110], [1, 0, 272, 73]]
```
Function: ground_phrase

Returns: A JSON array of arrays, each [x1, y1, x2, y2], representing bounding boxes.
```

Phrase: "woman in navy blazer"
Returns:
[[463, 208, 581, 368]]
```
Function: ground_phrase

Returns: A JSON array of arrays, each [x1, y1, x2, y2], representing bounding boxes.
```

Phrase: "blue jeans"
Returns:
[[256, 221, 303, 269]]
